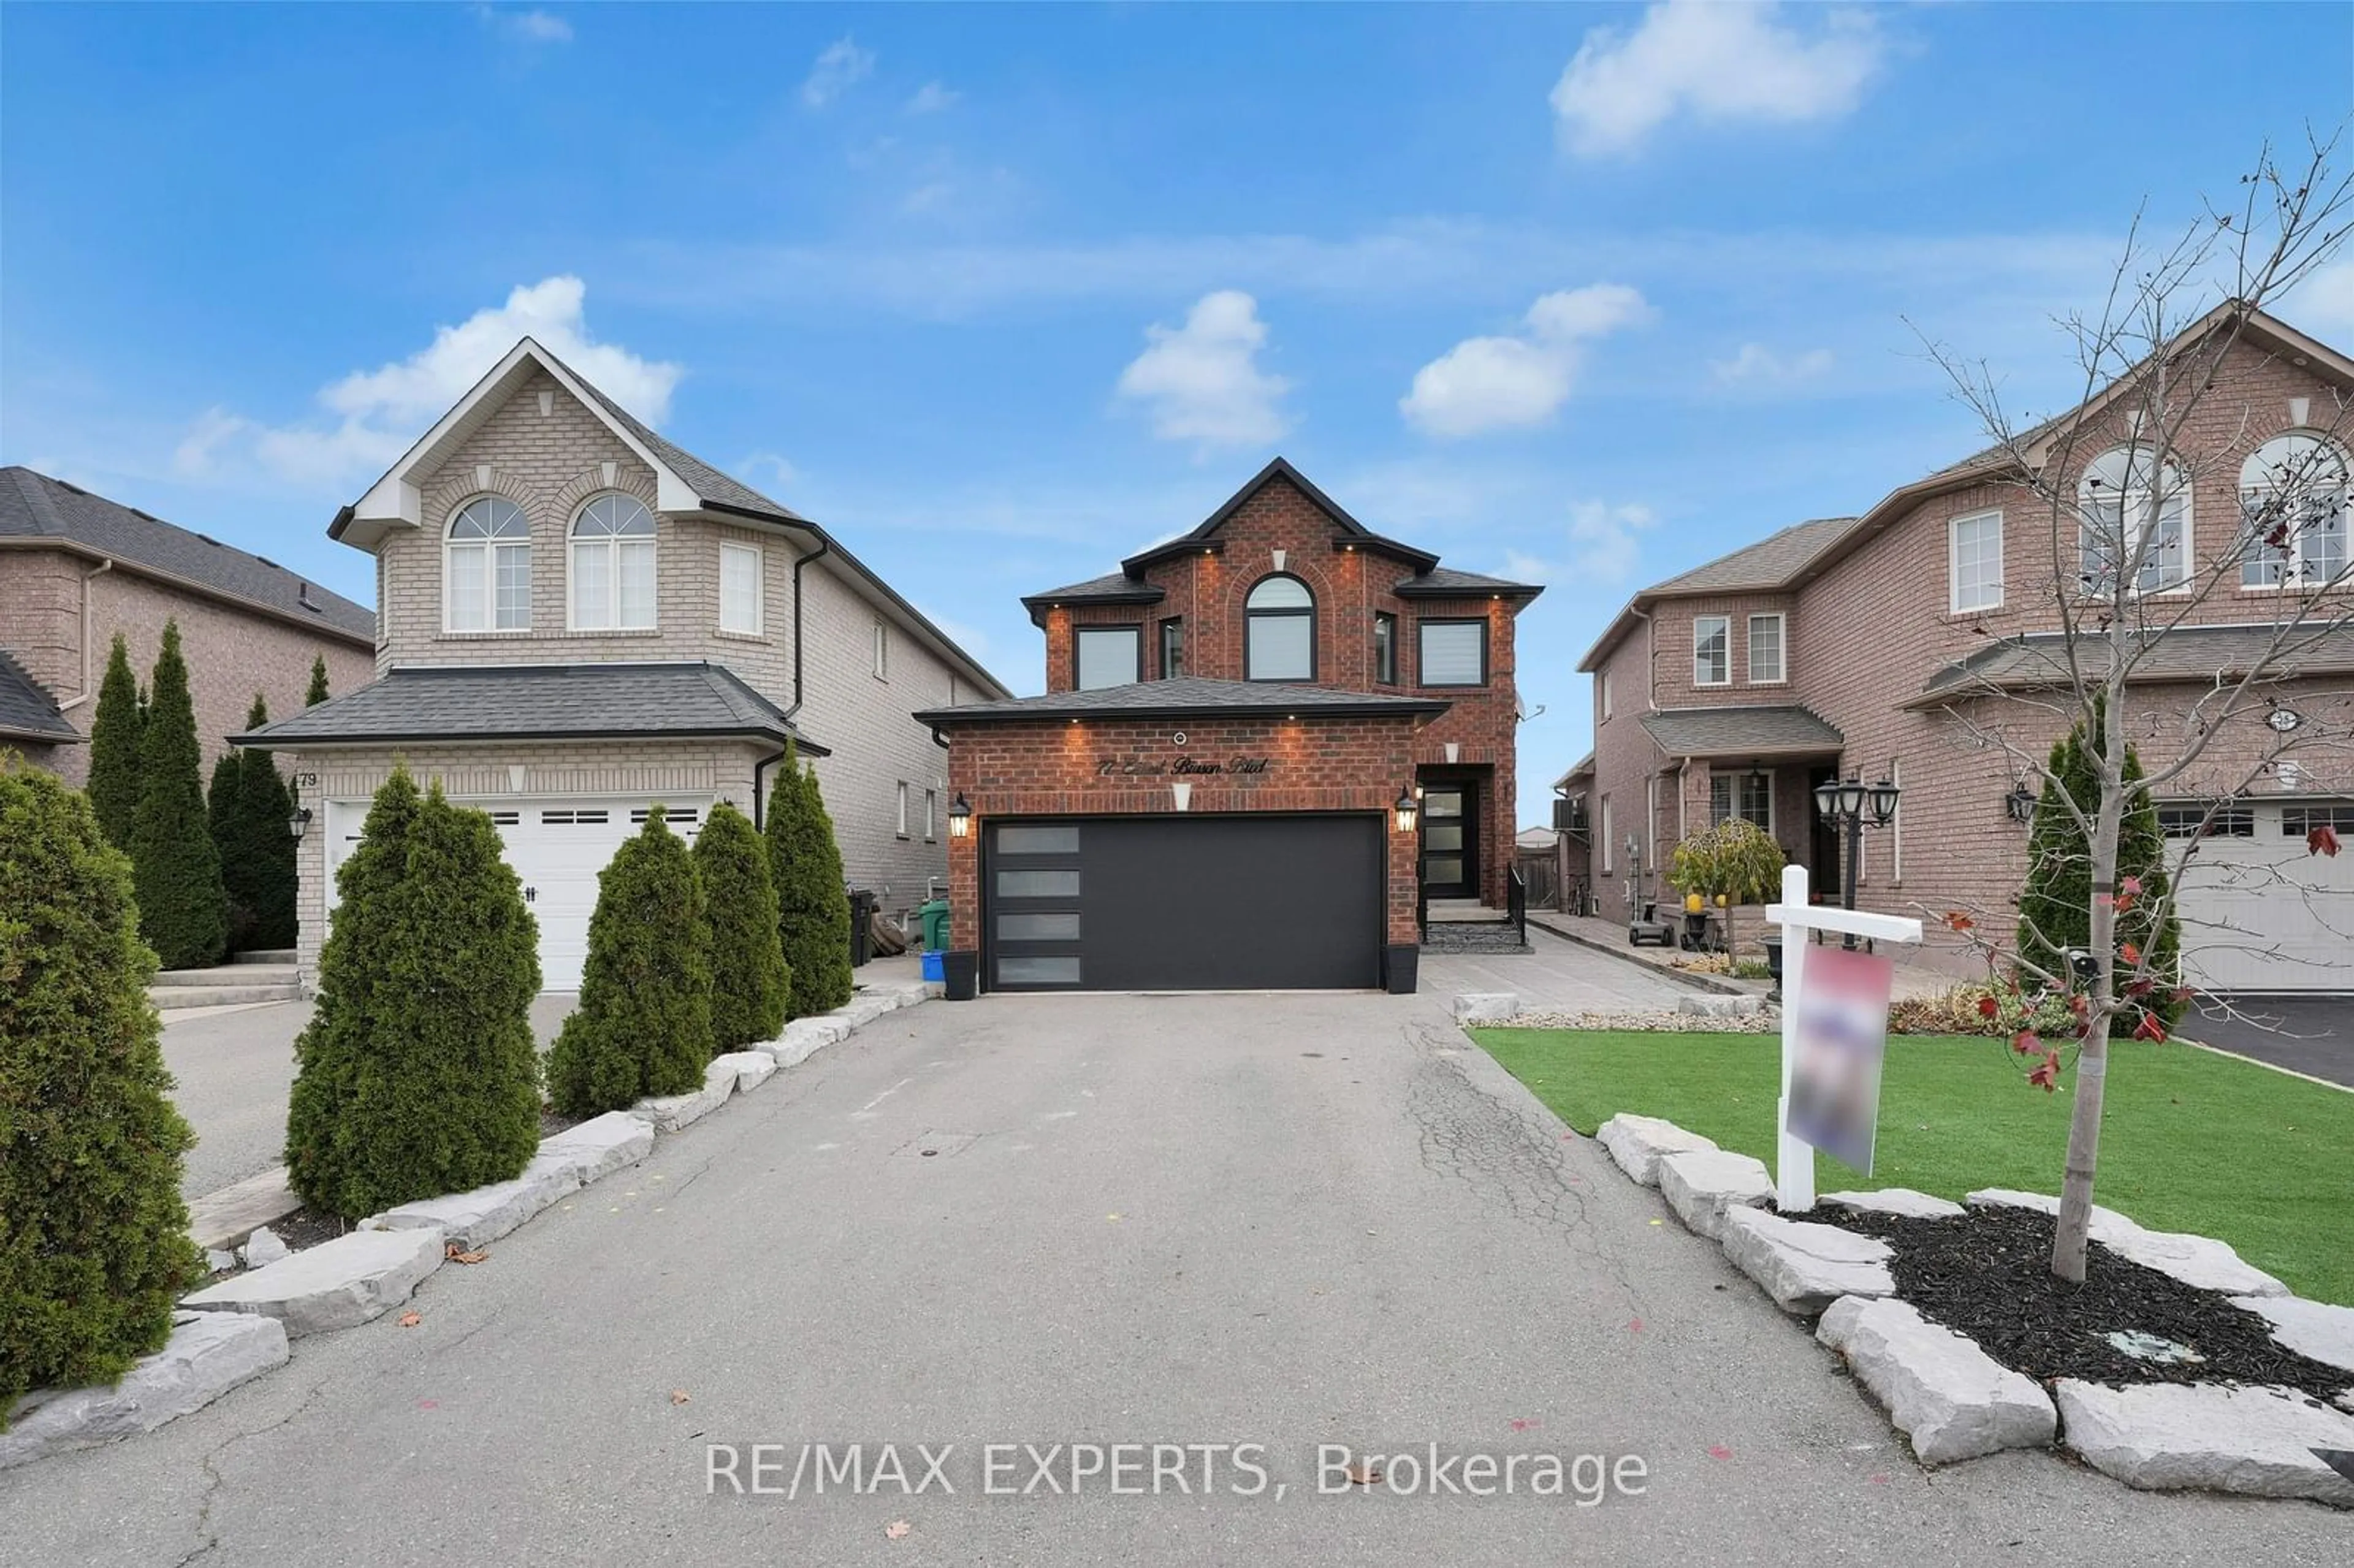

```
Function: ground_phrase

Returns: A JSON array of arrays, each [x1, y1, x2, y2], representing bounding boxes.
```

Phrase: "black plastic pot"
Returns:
[[1385, 944, 1419, 995], [942, 949, 979, 1002]]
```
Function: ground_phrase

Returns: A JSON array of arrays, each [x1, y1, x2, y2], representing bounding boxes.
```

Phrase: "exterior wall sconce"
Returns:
[[2004, 783, 2036, 824], [287, 806, 313, 841], [1394, 787, 1420, 834], [947, 793, 973, 839]]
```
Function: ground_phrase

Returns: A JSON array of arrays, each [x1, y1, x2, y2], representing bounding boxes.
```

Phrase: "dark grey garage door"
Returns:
[[986, 815, 1384, 992]]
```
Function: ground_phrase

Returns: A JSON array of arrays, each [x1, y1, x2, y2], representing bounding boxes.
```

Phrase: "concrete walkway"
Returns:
[[1533, 910, 1954, 1002], [13, 991, 2344, 1565], [1421, 924, 1692, 1014]]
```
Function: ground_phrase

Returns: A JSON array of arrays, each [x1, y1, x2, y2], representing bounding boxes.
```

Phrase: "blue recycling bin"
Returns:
[[921, 950, 945, 984]]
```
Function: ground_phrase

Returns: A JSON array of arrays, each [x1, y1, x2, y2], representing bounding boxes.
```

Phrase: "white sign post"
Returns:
[[1764, 863, 1923, 1212]]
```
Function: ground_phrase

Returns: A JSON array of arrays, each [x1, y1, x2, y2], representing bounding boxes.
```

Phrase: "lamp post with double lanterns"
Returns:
[[1813, 774, 1900, 950]]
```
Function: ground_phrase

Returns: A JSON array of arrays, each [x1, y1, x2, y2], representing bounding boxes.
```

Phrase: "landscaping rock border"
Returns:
[[1720, 1209, 1894, 1315], [1817, 1296, 2055, 1464], [182, 1225, 449, 1338], [1965, 1189, 2288, 1297], [0, 1313, 289, 1472], [2054, 1380, 2354, 1505], [1594, 1113, 1716, 1187]]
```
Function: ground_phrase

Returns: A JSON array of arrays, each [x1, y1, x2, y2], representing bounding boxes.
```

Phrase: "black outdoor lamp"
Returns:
[[287, 806, 313, 841], [2004, 782, 2036, 824], [1813, 772, 1902, 948], [946, 793, 973, 840], [1866, 777, 1900, 826], [1394, 786, 1420, 834]]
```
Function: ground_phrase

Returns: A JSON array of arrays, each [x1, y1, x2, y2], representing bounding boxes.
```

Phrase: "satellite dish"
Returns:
[[1514, 695, 1545, 723]]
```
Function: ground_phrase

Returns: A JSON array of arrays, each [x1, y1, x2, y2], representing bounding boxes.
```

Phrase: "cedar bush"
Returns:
[[305, 655, 331, 707], [85, 633, 145, 853], [283, 769, 542, 1220], [205, 751, 254, 953], [2016, 700, 2183, 1035], [766, 747, 853, 1018], [129, 620, 227, 970], [547, 807, 714, 1116], [208, 696, 297, 953], [693, 800, 789, 1049], [1, 757, 202, 1428]]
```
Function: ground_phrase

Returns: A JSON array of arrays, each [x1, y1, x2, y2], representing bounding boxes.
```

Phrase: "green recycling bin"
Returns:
[[918, 898, 952, 953]]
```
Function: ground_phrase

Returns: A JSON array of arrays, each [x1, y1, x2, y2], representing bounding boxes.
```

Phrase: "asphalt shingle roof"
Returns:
[[914, 676, 1450, 724], [235, 663, 828, 753], [0, 647, 78, 743], [1648, 516, 1860, 596], [2, 467, 376, 644], [1918, 622, 2354, 699], [1638, 705, 1845, 757], [1393, 566, 1544, 598], [1025, 571, 1168, 606], [541, 349, 810, 527]]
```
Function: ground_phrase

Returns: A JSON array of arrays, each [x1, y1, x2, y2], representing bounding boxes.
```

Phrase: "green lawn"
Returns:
[[1474, 1029, 2354, 1306]]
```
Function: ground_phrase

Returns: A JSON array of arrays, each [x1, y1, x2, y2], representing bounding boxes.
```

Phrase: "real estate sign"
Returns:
[[1783, 944, 1895, 1175]]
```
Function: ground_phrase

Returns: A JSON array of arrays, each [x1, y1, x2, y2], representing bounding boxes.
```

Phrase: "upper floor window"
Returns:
[[872, 620, 889, 679], [1245, 574, 1314, 682], [446, 496, 530, 633], [1373, 611, 1398, 685], [719, 542, 763, 636], [1159, 617, 1185, 680], [1076, 626, 1142, 690], [2240, 433, 2349, 588], [1949, 509, 2004, 612], [570, 494, 657, 630], [2079, 446, 2188, 595], [1419, 618, 1488, 687], [1747, 614, 1785, 684], [1600, 669, 1613, 721], [1693, 616, 1731, 686]]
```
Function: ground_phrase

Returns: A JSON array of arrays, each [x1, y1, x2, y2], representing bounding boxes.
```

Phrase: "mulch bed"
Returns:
[[204, 1205, 354, 1279], [1814, 1204, 2350, 1402]]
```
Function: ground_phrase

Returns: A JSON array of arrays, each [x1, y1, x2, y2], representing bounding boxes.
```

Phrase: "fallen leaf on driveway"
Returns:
[[444, 1246, 489, 1265], [1509, 1418, 1541, 1433], [1628, 1318, 1644, 1333], [1345, 1461, 1381, 1486], [670, 1390, 691, 1405], [1648, 1219, 1663, 1227], [397, 1312, 422, 1328], [884, 1520, 911, 1540], [1707, 1445, 1732, 1461]]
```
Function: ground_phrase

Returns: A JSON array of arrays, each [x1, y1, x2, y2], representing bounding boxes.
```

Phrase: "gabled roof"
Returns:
[[913, 675, 1449, 726], [232, 661, 829, 753], [1, 467, 375, 646], [1637, 705, 1844, 758], [1120, 457, 1438, 574], [1576, 517, 1854, 673], [1553, 752, 1594, 791], [1392, 565, 1546, 600], [1910, 621, 2354, 708], [0, 646, 79, 745]]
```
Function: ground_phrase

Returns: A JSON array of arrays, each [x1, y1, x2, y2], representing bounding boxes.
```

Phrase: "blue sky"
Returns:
[[6, 2, 2351, 822]]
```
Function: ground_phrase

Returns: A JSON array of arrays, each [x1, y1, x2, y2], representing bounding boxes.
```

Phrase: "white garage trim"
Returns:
[[2171, 797, 2354, 994]]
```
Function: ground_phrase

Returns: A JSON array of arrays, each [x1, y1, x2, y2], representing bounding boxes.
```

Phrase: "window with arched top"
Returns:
[[1244, 574, 1315, 681], [2078, 446, 2188, 595], [571, 493, 658, 630], [2239, 433, 2348, 588], [445, 496, 531, 632]]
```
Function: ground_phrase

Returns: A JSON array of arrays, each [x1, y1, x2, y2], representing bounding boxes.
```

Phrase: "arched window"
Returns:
[[1245, 573, 1315, 682], [2239, 433, 2348, 588], [571, 494, 658, 630], [445, 496, 530, 632], [2078, 446, 2188, 595]]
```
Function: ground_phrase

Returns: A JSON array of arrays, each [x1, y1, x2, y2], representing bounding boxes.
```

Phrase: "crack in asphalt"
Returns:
[[169, 1361, 338, 1568]]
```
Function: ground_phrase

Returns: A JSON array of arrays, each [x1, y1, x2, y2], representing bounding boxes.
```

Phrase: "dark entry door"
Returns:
[[985, 815, 1384, 991], [1419, 783, 1477, 899]]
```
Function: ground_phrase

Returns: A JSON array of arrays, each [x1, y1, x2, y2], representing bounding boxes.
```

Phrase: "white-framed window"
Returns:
[[1693, 616, 1731, 686], [718, 542, 763, 636], [444, 496, 530, 633], [896, 780, 910, 839], [1710, 771, 1772, 831], [1746, 614, 1785, 685], [1075, 626, 1142, 690], [1949, 509, 2004, 612], [1244, 574, 1316, 682], [2239, 433, 2350, 588], [569, 494, 658, 630], [1600, 669, 1613, 721], [1599, 795, 1613, 875], [924, 788, 938, 842], [872, 620, 889, 679], [2079, 446, 2189, 595], [1418, 620, 1488, 687]]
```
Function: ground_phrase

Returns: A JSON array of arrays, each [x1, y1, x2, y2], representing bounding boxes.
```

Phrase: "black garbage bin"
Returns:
[[847, 888, 874, 968], [942, 950, 978, 1002]]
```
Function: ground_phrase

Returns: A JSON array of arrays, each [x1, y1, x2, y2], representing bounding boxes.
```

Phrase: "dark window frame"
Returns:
[[1073, 623, 1144, 690], [1159, 616, 1185, 680], [1417, 617, 1490, 688], [1373, 611, 1398, 685], [1244, 573, 1317, 683]]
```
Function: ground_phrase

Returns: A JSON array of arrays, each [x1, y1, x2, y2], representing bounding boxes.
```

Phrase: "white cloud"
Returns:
[[1400, 283, 1653, 438], [1566, 500, 1658, 584], [1114, 290, 1292, 450], [734, 452, 798, 492], [1711, 341, 1835, 386], [802, 36, 876, 109], [906, 82, 959, 115], [475, 6, 573, 45], [173, 275, 680, 491], [1552, 0, 1886, 156]]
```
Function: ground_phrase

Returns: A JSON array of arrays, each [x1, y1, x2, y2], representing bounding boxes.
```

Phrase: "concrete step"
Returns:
[[233, 949, 297, 965], [151, 984, 303, 1010], [1425, 901, 1511, 925], [155, 964, 299, 988]]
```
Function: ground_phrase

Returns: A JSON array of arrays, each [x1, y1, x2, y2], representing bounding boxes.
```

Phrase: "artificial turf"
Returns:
[[1472, 1029, 2354, 1306]]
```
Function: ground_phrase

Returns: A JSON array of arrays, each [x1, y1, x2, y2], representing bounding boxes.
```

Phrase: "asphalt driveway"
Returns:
[[17, 988, 2347, 1564], [2181, 996, 2354, 1089]]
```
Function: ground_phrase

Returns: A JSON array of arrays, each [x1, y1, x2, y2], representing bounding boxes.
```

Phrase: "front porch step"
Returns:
[[1424, 900, 1510, 925], [156, 964, 299, 988], [1422, 924, 1531, 956], [233, 949, 297, 965], [150, 983, 303, 1010]]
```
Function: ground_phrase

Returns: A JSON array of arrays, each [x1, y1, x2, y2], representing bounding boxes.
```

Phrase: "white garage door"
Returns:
[[2172, 799, 2354, 994], [324, 796, 712, 991]]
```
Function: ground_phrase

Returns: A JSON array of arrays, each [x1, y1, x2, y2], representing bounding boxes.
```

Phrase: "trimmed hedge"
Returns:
[[128, 621, 227, 970], [85, 633, 143, 853], [766, 747, 853, 1019], [547, 807, 714, 1116], [1, 758, 202, 1428], [693, 800, 788, 1049]]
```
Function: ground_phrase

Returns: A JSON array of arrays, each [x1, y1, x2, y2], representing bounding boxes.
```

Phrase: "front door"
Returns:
[[1420, 783, 1477, 900]]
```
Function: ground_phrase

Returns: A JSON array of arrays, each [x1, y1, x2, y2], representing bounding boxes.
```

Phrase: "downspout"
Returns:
[[758, 531, 832, 828], [751, 745, 788, 831], [56, 558, 115, 712]]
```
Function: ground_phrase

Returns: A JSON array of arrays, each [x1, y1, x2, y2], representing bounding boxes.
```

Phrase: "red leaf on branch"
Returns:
[[2120, 941, 2142, 966], [2013, 1029, 2041, 1056], [2310, 824, 2342, 858], [2170, 986, 2195, 1005], [2120, 875, 2143, 896], [2125, 978, 2155, 999], [1943, 910, 1976, 934], [2026, 1049, 2062, 1092], [1977, 995, 2001, 1019], [2133, 1011, 2167, 1043]]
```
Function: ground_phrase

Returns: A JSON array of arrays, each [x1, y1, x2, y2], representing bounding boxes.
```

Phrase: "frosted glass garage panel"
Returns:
[[997, 825, 1081, 854], [997, 869, 1080, 898], [999, 912, 1082, 941]]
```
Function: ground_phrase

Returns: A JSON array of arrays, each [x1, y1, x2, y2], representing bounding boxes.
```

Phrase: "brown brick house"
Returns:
[[0, 466, 376, 782], [1567, 305, 2354, 992], [914, 458, 1541, 993]]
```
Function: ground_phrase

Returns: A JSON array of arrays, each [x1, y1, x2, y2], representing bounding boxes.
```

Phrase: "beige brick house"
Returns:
[[240, 337, 1008, 989], [0, 466, 376, 780], [1565, 305, 2354, 993]]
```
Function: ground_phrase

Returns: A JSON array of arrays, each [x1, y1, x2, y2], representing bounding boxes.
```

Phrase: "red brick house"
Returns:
[[1566, 305, 2354, 992], [915, 458, 1541, 992]]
